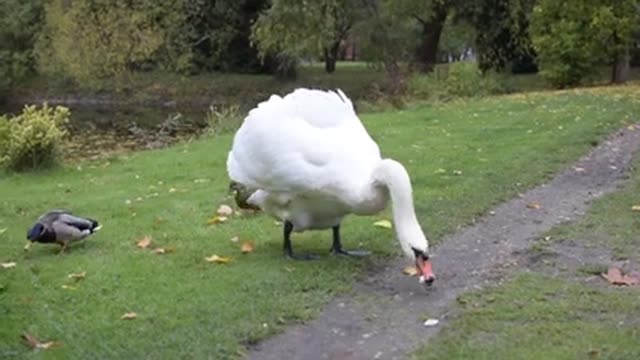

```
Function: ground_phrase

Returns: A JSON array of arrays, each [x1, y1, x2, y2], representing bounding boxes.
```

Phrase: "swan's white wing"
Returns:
[[227, 88, 381, 200]]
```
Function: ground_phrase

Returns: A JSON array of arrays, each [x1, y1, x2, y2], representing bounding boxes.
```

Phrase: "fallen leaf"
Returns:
[[61, 285, 77, 290], [0, 228, 6, 235], [153, 247, 175, 255], [631, 205, 640, 212], [526, 201, 542, 210], [216, 204, 234, 217], [230, 236, 239, 243], [207, 215, 228, 225], [434, 168, 447, 174], [241, 241, 255, 254], [205, 254, 232, 264], [121, 312, 137, 320], [168, 187, 177, 193], [67, 272, 86, 281], [136, 236, 152, 249], [573, 167, 585, 172], [1, 262, 17, 269], [373, 220, 393, 229], [21, 333, 60, 350], [453, 170, 463, 176], [601, 266, 640, 286], [402, 265, 418, 276], [423, 319, 439, 327]]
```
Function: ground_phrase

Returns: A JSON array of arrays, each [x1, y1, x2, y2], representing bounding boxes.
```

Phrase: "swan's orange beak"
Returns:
[[416, 254, 435, 285]]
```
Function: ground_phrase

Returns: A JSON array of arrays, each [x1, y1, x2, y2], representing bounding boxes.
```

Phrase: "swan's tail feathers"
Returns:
[[246, 88, 357, 129]]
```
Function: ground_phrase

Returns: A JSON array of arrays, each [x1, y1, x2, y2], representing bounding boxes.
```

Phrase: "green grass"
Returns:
[[414, 273, 640, 360], [1, 85, 639, 358]]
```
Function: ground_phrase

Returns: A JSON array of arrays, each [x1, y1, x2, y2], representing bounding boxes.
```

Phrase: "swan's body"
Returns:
[[227, 88, 434, 282]]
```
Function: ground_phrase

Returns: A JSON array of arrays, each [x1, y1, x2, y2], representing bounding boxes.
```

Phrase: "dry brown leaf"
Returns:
[[373, 220, 393, 229], [121, 312, 137, 320], [216, 204, 234, 217], [205, 254, 232, 264], [1, 262, 17, 269], [526, 202, 542, 210], [136, 236, 152, 249], [207, 215, 228, 225], [631, 205, 640, 212], [402, 265, 418, 276], [67, 272, 86, 281], [241, 241, 255, 254], [21, 333, 60, 350], [601, 266, 640, 286]]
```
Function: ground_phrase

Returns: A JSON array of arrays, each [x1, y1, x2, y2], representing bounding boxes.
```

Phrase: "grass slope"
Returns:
[[1, 85, 639, 358]]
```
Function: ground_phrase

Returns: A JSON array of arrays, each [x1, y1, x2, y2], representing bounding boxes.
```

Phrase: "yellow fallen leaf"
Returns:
[[21, 333, 60, 350], [434, 168, 447, 174], [402, 265, 418, 276], [207, 215, 228, 225], [230, 236, 240, 243], [526, 202, 542, 210], [136, 236, 152, 249], [61, 285, 77, 290], [205, 254, 232, 264], [373, 220, 393, 229], [121, 312, 137, 320], [168, 187, 177, 193], [0, 228, 6, 235], [153, 247, 175, 255], [67, 271, 86, 281], [1, 262, 17, 269], [216, 204, 234, 217], [631, 205, 640, 212], [241, 241, 255, 254]]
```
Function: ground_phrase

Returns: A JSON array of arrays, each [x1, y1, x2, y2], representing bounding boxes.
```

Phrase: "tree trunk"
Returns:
[[415, 5, 448, 73], [611, 47, 630, 84], [323, 41, 341, 74]]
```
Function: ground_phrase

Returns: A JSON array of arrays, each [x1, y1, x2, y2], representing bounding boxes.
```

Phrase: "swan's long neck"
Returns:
[[372, 159, 428, 258]]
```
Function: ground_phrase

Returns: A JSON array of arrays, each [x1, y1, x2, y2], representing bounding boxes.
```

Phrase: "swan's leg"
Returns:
[[330, 225, 370, 257], [283, 220, 317, 260]]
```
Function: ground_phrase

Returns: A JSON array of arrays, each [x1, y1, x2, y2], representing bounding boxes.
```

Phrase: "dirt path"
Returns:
[[247, 125, 640, 360]]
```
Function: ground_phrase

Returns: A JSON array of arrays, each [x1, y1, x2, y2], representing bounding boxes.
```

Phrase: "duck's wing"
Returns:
[[51, 214, 99, 241], [227, 89, 381, 197]]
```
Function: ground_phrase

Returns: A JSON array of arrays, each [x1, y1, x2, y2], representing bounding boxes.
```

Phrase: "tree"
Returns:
[[35, 0, 164, 88], [531, 0, 639, 87], [459, 0, 537, 73], [387, 0, 450, 73], [252, 0, 361, 74], [0, 0, 43, 94]]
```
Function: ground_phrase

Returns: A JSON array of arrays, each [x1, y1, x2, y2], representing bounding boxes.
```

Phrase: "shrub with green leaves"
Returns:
[[0, 104, 69, 171], [531, 0, 638, 88], [408, 61, 508, 100]]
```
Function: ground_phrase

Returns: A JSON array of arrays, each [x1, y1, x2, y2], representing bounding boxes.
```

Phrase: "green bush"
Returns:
[[0, 104, 69, 171], [531, 0, 638, 88], [408, 61, 508, 100]]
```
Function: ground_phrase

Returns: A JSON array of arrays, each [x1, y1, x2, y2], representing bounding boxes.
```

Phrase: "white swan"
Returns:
[[227, 88, 434, 284]]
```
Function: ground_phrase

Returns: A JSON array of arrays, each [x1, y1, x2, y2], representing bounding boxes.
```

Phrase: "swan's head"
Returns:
[[401, 227, 435, 286]]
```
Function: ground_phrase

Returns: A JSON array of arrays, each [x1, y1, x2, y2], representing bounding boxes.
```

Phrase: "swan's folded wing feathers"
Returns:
[[227, 88, 381, 198]]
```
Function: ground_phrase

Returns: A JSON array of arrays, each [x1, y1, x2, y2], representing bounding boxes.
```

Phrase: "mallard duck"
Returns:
[[226, 88, 435, 285], [25, 210, 102, 253]]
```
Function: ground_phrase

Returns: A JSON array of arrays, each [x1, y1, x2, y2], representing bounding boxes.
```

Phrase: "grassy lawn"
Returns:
[[1, 85, 639, 358]]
